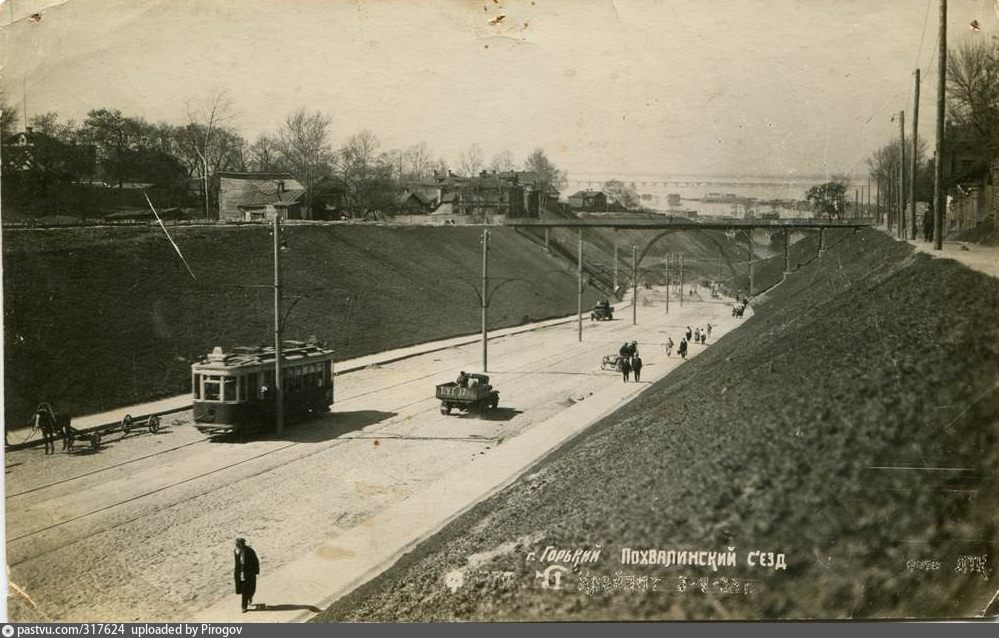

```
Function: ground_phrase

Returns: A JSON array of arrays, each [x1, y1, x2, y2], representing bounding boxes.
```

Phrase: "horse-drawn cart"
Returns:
[[600, 354, 626, 372], [24, 403, 164, 454]]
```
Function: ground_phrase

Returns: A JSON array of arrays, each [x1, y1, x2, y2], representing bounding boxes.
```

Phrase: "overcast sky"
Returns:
[[2, 0, 997, 179]]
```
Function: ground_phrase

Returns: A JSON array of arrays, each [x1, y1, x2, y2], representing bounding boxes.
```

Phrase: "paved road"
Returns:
[[5, 289, 745, 622]]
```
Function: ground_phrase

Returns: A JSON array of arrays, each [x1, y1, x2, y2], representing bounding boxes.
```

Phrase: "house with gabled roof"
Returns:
[[215, 172, 305, 221]]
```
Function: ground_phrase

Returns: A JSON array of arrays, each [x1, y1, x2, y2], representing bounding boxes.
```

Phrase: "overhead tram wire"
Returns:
[[844, 2, 938, 182]]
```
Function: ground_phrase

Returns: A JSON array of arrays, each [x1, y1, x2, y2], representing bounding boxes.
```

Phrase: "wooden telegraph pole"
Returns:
[[910, 68, 920, 240], [273, 214, 284, 436], [481, 228, 489, 372], [632, 246, 638, 325], [898, 110, 907, 239], [933, 0, 946, 250], [665, 251, 670, 315], [577, 230, 583, 342]]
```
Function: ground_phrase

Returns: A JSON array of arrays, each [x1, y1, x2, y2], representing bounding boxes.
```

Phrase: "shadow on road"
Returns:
[[250, 603, 321, 613], [210, 410, 397, 444], [475, 407, 523, 422]]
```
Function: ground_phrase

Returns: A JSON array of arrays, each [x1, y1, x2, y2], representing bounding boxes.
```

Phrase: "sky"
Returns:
[[2, 0, 998, 180]]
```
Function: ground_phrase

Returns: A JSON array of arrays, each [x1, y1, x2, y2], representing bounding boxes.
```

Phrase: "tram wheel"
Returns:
[[121, 414, 133, 435], [148, 415, 160, 433]]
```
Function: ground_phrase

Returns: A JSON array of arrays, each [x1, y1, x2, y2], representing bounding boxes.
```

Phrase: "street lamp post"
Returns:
[[577, 229, 583, 343], [273, 213, 284, 436], [481, 228, 489, 372]]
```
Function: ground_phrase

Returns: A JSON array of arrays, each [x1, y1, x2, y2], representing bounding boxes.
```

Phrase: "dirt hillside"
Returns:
[[3, 224, 605, 425], [318, 227, 999, 621]]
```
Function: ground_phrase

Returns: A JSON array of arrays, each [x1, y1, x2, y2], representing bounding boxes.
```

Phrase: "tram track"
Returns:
[[8, 321, 602, 501], [6, 318, 659, 583]]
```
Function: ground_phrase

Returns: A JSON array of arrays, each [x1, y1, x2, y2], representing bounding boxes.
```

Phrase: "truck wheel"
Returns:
[[489, 398, 499, 410]]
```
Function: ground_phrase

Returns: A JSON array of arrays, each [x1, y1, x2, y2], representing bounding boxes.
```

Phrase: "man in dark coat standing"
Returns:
[[234, 537, 260, 613], [631, 355, 644, 382]]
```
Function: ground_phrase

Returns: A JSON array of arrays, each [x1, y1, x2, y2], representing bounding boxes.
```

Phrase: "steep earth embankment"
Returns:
[[318, 227, 999, 620], [2, 225, 604, 424]]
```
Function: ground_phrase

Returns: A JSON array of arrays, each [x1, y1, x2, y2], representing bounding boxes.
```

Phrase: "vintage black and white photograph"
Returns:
[[2, 0, 998, 624]]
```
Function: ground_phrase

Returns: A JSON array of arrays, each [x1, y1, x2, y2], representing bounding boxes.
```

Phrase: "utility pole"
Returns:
[[898, 110, 907, 239], [632, 246, 638, 326], [481, 228, 489, 372], [679, 254, 684, 306], [855, 188, 859, 219], [877, 178, 881, 224], [746, 231, 754, 295], [664, 251, 670, 315], [910, 68, 920, 241], [273, 214, 284, 436], [933, 0, 946, 251], [577, 229, 583, 343], [867, 178, 871, 219], [613, 240, 618, 293]]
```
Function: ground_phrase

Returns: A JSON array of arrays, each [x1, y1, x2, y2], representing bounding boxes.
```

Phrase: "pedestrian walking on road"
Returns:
[[664, 337, 674, 357], [706, 324, 713, 339], [632, 355, 643, 382], [620, 356, 632, 382], [678, 338, 688, 360], [234, 537, 260, 613], [923, 204, 935, 243], [694, 327, 701, 343], [685, 326, 692, 341]]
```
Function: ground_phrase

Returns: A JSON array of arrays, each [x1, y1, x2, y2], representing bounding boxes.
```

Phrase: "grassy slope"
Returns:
[[318, 228, 999, 620], [3, 225, 605, 424]]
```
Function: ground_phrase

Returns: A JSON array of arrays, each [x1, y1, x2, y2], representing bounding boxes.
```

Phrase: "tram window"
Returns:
[[204, 376, 221, 401], [193, 374, 201, 399], [224, 377, 237, 401], [238, 375, 247, 401]]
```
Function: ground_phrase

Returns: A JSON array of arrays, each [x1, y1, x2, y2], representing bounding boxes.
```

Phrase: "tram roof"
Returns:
[[192, 341, 334, 371]]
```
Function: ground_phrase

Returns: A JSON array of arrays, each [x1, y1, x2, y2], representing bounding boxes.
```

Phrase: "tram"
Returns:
[[191, 339, 335, 436]]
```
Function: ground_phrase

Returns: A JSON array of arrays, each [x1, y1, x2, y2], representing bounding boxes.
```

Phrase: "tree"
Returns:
[[336, 129, 383, 212], [0, 96, 18, 139], [80, 108, 147, 187], [604, 179, 640, 210], [457, 143, 484, 177], [186, 91, 238, 217], [488, 149, 516, 173], [946, 38, 999, 154], [248, 134, 280, 173], [523, 148, 567, 212], [805, 179, 849, 219], [402, 142, 433, 179], [275, 108, 334, 213]]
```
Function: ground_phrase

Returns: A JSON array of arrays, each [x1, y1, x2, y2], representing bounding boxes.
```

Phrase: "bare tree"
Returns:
[[403, 142, 433, 179], [489, 149, 516, 173], [186, 90, 236, 218], [524, 148, 567, 212], [276, 108, 334, 212], [249, 134, 280, 172], [947, 38, 999, 152], [457, 143, 484, 176]]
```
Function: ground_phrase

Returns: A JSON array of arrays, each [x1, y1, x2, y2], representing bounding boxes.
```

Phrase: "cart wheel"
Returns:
[[90, 433, 101, 449], [148, 415, 160, 433], [121, 414, 133, 434]]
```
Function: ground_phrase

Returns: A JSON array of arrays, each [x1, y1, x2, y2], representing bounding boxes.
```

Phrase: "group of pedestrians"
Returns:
[[618, 340, 643, 382], [663, 323, 713, 361]]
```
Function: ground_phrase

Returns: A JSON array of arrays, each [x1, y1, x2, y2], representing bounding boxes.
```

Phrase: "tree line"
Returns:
[[0, 91, 568, 217], [866, 36, 998, 219]]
